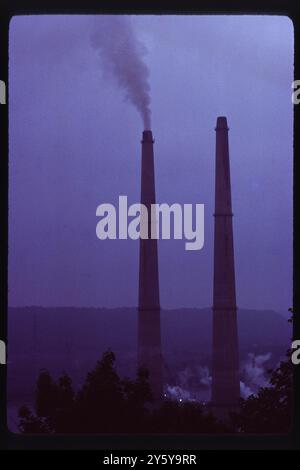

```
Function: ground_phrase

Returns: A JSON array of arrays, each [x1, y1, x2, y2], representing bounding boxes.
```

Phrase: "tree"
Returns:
[[76, 350, 125, 432], [18, 405, 51, 434], [121, 367, 153, 432], [233, 352, 292, 433], [35, 369, 58, 418], [18, 350, 234, 434]]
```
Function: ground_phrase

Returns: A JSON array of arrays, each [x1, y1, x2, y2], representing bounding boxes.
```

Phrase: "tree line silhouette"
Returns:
[[18, 349, 292, 434]]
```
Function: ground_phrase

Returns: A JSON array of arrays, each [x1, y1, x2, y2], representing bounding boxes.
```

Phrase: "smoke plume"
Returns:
[[240, 352, 272, 398], [91, 16, 151, 129], [166, 353, 273, 402], [165, 365, 212, 403]]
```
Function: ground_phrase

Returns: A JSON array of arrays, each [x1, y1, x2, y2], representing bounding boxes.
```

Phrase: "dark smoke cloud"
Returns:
[[91, 16, 151, 129]]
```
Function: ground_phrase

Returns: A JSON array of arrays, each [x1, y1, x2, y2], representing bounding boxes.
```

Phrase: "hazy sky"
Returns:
[[8, 15, 293, 312]]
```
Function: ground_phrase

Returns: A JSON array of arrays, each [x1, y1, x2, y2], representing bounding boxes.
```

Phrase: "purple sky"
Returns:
[[8, 15, 293, 312]]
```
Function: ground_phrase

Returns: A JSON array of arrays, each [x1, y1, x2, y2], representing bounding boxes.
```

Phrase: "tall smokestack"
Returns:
[[211, 116, 240, 419], [138, 130, 163, 401]]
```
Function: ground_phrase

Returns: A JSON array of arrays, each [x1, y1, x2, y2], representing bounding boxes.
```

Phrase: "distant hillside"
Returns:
[[7, 307, 291, 400]]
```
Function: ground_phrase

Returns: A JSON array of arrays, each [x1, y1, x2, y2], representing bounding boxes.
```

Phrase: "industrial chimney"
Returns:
[[211, 116, 240, 419], [138, 130, 163, 401]]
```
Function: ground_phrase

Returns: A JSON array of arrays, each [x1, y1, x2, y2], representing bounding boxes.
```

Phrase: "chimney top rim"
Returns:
[[142, 130, 154, 143], [215, 116, 229, 131]]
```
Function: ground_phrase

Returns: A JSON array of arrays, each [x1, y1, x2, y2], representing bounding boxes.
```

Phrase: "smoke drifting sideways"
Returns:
[[240, 352, 272, 399], [165, 353, 273, 403], [91, 16, 151, 130]]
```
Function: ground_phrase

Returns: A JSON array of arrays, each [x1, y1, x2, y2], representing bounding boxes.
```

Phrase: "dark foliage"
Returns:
[[232, 352, 292, 433], [19, 349, 292, 434], [18, 350, 227, 434]]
